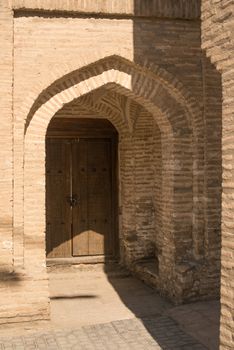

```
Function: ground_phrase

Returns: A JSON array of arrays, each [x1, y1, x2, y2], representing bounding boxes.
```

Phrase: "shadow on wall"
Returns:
[[132, 0, 222, 301], [104, 1, 221, 348], [0, 270, 23, 285]]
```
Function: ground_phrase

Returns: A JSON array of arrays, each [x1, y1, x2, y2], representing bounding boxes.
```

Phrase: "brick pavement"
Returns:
[[0, 316, 206, 350]]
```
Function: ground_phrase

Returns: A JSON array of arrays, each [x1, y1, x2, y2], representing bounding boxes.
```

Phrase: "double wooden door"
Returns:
[[46, 136, 117, 259]]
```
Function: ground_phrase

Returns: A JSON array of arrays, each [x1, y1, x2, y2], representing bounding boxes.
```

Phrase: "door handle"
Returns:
[[67, 195, 79, 207]]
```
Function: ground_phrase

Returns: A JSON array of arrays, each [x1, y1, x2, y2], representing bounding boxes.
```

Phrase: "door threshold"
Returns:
[[46, 255, 117, 266]]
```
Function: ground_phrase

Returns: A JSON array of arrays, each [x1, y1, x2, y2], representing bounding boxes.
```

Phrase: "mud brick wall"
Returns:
[[202, 1, 234, 349]]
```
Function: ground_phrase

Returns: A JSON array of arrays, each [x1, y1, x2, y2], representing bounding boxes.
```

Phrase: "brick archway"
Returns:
[[23, 56, 200, 305], [22, 56, 204, 263]]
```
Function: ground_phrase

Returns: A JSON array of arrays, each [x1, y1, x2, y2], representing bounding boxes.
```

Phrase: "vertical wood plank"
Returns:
[[87, 139, 112, 256], [72, 140, 89, 256], [46, 138, 71, 257]]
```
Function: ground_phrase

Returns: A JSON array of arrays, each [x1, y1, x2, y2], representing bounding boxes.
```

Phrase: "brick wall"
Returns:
[[0, 0, 225, 330], [0, 1, 50, 324], [12, 0, 200, 19], [201, 1, 234, 349]]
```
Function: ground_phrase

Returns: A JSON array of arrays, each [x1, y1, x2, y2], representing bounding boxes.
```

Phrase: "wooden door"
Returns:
[[46, 122, 118, 259]]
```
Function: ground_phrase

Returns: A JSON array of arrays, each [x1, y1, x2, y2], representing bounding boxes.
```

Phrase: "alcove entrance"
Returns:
[[46, 117, 118, 262]]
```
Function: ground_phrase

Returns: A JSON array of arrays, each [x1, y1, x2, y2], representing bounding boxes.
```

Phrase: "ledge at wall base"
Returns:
[[0, 306, 50, 325], [46, 255, 117, 266], [130, 258, 160, 292]]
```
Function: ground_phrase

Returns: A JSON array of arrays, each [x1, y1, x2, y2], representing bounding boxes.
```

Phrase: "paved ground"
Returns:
[[0, 264, 219, 349], [166, 300, 220, 350], [0, 317, 207, 350]]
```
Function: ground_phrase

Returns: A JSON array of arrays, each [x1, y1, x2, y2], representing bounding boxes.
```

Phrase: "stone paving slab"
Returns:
[[0, 316, 207, 350], [166, 301, 220, 350]]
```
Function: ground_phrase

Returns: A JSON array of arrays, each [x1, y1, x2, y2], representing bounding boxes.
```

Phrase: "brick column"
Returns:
[[202, 1, 234, 348]]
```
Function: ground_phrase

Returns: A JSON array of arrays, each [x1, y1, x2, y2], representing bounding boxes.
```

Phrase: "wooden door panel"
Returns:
[[72, 139, 113, 257], [87, 140, 112, 256], [72, 140, 89, 256], [46, 139, 71, 258]]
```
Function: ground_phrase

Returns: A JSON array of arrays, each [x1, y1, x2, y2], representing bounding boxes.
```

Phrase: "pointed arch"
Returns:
[[16, 55, 205, 301]]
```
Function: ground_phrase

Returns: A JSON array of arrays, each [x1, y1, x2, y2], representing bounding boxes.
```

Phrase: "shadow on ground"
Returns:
[[48, 263, 219, 350], [106, 265, 220, 350]]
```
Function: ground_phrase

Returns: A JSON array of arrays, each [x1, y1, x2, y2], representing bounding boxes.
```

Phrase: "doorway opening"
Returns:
[[46, 117, 118, 264]]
